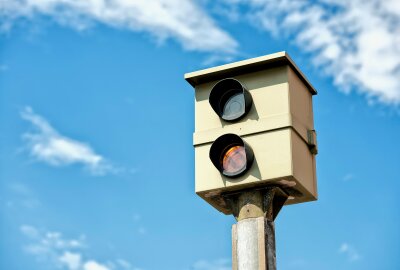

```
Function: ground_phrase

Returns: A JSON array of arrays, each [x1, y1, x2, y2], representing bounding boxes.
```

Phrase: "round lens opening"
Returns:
[[222, 145, 246, 176]]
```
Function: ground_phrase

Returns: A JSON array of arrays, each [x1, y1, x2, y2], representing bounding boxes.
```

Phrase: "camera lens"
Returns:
[[222, 93, 245, 121], [222, 145, 246, 176]]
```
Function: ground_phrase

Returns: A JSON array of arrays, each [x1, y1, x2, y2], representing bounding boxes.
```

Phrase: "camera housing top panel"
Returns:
[[185, 51, 318, 214]]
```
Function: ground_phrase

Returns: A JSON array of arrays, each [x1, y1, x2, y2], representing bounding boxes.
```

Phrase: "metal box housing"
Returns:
[[185, 52, 318, 214]]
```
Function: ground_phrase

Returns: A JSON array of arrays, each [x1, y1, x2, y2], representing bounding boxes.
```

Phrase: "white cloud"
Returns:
[[222, 0, 400, 105], [0, 0, 237, 54], [20, 106, 113, 175], [20, 225, 86, 267], [20, 226, 86, 254], [191, 258, 231, 270], [59, 252, 82, 270], [339, 242, 361, 262], [20, 225, 139, 270], [83, 260, 110, 270]]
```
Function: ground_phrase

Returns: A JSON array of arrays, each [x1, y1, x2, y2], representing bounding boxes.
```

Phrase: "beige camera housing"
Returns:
[[185, 52, 318, 214]]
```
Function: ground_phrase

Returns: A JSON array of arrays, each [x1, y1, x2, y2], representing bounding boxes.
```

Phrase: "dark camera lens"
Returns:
[[209, 78, 252, 122]]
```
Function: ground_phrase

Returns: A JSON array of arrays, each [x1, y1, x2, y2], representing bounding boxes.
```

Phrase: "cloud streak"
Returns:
[[222, 0, 400, 105], [21, 107, 113, 175], [7, 182, 42, 209], [20, 225, 140, 270], [20, 225, 86, 264], [0, 0, 237, 54]]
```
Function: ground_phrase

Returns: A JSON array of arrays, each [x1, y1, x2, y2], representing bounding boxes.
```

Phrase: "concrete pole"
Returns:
[[228, 187, 287, 270]]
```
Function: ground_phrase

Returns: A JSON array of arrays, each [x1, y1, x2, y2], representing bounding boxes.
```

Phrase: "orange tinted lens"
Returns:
[[222, 145, 246, 175]]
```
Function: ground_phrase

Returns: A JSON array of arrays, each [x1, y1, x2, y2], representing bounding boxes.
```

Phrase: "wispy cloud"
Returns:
[[191, 258, 231, 270], [0, 0, 237, 55], [221, 0, 400, 105], [20, 225, 86, 264], [20, 106, 114, 175], [7, 182, 41, 209], [132, 213, 147, 235], [339, 242, 361, 262], [20, 224, 40, 238], [20, 225, 140, 270]]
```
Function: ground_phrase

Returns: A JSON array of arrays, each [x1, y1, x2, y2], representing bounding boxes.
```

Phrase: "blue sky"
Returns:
[[1, 1, 400, 270]]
